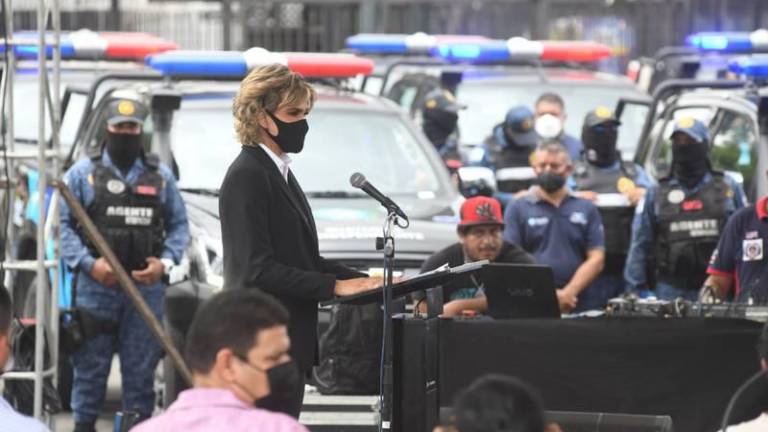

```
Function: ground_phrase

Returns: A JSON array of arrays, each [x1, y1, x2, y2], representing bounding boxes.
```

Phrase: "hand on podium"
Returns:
[[334, 277, 383, 296]]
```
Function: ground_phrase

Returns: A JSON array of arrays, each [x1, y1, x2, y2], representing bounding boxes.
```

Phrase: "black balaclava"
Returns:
[[423, 109, 459, 149], [106, 131, 142, 174], [582, 123, 619, 167], [672, 133, 710, 188]]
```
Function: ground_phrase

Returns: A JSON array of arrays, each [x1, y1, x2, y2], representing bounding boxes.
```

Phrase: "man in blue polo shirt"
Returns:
[[705, 176, 768, 303], [503, 141, 605, 312], [624, 118, 746, 300]]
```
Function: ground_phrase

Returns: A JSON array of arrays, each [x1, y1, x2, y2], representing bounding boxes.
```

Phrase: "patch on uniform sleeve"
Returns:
[[617, 177, 636, 194], [743, 238, 764, 261]]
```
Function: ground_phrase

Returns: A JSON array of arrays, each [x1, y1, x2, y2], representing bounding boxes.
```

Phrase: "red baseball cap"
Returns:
[[458, 196, 504, 228]]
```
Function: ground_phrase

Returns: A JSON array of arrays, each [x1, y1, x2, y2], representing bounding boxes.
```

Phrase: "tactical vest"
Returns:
[[85, 156, 165, 272], [493, 145, 536, 193], [574, 161, 637, 273], [654, 174, 729, 291]]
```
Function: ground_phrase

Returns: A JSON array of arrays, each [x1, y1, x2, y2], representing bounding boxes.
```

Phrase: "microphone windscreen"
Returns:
[[349, 172, 366, 188]]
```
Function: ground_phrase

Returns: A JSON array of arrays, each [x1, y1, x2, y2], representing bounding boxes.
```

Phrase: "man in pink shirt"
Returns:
[[132, 289, 308, 431]]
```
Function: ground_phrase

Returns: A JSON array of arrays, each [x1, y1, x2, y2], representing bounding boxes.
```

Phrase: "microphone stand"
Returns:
[[377, 211, 398, 431]]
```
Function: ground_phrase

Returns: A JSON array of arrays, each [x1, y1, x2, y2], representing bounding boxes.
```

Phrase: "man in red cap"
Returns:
[[414, 196, 535, 316]]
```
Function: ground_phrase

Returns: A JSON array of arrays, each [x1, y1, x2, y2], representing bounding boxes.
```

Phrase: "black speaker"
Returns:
[[546, 411, 674, 432]]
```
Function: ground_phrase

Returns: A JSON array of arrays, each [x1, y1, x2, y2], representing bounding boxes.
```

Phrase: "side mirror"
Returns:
[[457, 166, 497, 198]]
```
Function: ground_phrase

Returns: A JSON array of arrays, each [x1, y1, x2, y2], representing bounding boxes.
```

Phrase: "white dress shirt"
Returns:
[[259, 143, 291, 182]]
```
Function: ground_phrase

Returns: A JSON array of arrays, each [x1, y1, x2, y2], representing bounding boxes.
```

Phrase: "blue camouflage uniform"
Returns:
[[60, 151, 189, 424], [623, 172, 745, 300], [623, 118, 745, 300]]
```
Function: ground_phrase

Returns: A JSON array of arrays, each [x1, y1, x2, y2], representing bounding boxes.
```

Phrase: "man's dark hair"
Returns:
[[452, 374, 545, 432], [535, 92, 565, 110], [0, 285, 11, 335], [184, 289, 290, 374]]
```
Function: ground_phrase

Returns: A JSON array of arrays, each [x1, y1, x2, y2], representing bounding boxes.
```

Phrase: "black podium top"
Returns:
[[320, 260, 488, 306]]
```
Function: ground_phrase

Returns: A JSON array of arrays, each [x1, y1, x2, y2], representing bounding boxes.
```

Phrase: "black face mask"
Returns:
[[422, 110, 458, 148], [672, 139, 709, 188], [254, 360, 301, 412], [266, 111, 308, 154], [106, 131, 142, 173], [583, 124, 618, 167], [536, 171, 566, 194]]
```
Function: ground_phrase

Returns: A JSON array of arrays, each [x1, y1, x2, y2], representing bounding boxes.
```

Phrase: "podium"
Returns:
[[321, 260, 488, 430]]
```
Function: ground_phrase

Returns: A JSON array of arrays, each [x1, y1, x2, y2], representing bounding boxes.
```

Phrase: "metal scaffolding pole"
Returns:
[[0, 0, 63, 424], [34, 0, 50, 419], [3, 0, 16, 292]]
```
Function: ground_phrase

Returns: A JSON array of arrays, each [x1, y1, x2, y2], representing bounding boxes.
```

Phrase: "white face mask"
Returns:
[[535, 114, 563, 139]]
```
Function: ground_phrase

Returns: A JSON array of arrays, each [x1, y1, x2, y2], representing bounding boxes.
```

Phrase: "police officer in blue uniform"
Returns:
[[420, 88, 465, 162], [60, 98, 189, 432], [624, 118, 745, 300], [478, 105, 539, 205], [571, 106, 653, 308]]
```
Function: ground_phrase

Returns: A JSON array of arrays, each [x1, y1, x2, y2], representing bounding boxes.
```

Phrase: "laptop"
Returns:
[[482, 263, 560, 319]]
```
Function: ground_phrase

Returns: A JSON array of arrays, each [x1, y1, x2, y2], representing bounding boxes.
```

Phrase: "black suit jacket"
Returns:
[[219, 145, 363, 370]]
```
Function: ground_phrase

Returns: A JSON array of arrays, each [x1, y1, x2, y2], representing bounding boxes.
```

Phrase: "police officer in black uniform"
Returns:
[[421, 88, 465, 162], [60, 98, 189, 431], [572, 107, 654, 307], [624, 117, 746, 300]]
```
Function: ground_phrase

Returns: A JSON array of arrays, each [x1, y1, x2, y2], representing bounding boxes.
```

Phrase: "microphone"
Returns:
[[349, 172, 409, 222]]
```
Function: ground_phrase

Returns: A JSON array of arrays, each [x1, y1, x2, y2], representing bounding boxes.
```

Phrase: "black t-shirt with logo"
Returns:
[[413, 242, 535, 302]]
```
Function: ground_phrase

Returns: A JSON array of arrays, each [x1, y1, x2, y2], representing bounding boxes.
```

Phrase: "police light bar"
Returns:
[[432, 37, 612, 63], [145, 48, 375, 78], [728, 55, 768, 78], [1, 29, 178, 60], [345, 32, 491, 55], [686, 29, 768, 53]]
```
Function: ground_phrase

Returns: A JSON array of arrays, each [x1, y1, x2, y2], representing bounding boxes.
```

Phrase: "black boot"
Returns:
[[73, 421, 96, 432]]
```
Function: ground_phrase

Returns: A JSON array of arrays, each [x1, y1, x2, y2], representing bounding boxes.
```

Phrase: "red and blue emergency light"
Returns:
[[728, 55, 768, 78], [432, 37, 613, 63], [1, 29, 178, 60], [145, 47, 374, 78], [346, 32, 491, 55], [686, 30, 768, 53]]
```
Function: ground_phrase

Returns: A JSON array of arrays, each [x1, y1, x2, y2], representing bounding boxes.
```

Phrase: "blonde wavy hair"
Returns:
[[233, 64, 317, 146]]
